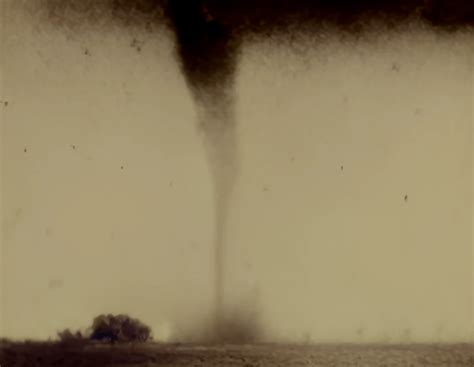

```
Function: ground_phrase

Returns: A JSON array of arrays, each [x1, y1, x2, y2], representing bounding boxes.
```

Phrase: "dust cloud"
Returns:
[[0, 2, 473, 344]]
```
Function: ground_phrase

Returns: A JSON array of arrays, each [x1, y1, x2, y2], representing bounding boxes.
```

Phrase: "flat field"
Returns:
[[1, 341, 472, 367]]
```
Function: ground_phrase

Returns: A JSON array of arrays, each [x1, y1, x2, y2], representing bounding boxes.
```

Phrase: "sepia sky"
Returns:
[[0, 3, 472, 343]]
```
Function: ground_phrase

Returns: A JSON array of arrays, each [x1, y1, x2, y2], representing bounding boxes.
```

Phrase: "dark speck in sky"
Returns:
[[48, 279, 63, 290], [404, 194, 408, 202], [121, 166, 124, 170], [391, 63, 400, 72], [24, 148, 27, 153], [131, 39, 143, 53]]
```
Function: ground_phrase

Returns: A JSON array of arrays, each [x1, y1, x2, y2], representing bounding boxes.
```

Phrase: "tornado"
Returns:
[[166, 0, 241, 339]]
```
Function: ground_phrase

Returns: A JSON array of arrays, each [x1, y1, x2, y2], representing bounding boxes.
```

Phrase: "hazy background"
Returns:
[[1, 4, 472, 343]]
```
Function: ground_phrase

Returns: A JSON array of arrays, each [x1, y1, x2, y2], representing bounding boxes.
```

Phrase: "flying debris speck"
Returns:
[[131, 39, 143, 53], [48, 279, 63, 290], [404, 195, 408, 202]]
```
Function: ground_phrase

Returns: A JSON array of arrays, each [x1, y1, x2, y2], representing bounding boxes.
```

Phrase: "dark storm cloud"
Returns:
[[37, 1, 474, 90]]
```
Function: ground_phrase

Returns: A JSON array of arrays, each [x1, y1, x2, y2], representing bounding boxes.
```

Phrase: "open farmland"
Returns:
[[1, 341, 472, 367]]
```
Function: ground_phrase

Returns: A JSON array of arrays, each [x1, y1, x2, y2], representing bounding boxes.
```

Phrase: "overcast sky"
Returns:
[[1, 4, 472, 343]]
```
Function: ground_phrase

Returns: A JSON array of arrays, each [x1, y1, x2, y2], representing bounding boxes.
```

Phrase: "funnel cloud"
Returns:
[[165, 1, 247, 340]]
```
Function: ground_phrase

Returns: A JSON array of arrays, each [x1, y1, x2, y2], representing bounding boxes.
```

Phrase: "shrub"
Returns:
[[57, 329, 84, 343]]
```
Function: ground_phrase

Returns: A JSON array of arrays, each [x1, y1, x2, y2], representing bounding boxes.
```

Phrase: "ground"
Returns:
[[1, 341, 472, 366]]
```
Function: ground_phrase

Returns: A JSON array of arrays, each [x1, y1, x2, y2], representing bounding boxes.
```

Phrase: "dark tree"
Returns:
[[89, 314, 152, 343]]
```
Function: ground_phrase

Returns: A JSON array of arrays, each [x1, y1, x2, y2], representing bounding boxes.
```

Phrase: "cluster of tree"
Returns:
[[89, 314, 152, 343], [57, 314, 152, 343]]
